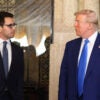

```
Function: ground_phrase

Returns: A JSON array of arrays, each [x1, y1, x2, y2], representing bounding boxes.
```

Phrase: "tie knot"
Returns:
[[3, 41, 7, 47], [84, 39, 89, 45]]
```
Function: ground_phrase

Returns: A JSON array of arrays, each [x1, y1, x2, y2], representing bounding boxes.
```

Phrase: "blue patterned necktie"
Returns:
[[2, 41, 8, 77], [78, 39, 89, 96]]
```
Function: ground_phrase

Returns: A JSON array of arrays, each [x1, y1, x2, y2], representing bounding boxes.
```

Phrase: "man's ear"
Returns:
[[88, 23, 93, 30]]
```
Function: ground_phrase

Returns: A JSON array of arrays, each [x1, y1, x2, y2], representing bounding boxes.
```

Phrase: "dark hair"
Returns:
[[0, 11, 14, 26]]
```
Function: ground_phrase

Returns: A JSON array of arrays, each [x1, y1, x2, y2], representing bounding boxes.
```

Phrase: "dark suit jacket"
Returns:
[[0, 42, 24, 100], [58, 33, 100, 100]]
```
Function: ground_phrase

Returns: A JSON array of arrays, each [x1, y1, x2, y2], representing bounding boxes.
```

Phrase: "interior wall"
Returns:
[[49, 0, 100, 100]]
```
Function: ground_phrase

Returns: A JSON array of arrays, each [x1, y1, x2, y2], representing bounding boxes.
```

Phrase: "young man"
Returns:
[[58, 9, 100, 100], [0, 11, 24, 100]]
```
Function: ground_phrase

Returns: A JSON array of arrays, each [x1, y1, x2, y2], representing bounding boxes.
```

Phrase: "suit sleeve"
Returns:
[[58, 43, 69, 100], [16, 48, 24, 100]]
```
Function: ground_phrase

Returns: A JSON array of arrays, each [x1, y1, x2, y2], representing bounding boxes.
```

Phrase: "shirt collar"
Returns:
[[82, 31, 98, 43], [0, 39, 10, 44], [88, 31, 98, 43]]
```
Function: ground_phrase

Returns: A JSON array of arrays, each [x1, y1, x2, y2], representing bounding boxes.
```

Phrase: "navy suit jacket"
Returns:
[[58, 33, 100, 100], [0, 42, 24, 100]]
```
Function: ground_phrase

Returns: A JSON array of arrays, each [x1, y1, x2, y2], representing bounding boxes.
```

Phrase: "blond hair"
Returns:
[[74, 9, 98, 28]]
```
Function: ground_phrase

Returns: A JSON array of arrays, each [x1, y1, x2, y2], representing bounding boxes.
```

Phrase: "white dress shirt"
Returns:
[[78, 31, 98, 74], [0, 39, 12, 71]]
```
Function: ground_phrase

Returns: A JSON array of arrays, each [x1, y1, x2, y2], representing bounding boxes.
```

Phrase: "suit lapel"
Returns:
[[0, 52, 6, 79], [70, 38, 82, 94], [7, 43, 15, 76], [74, 38, 82, 68], [85, 33, 100, 81]]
